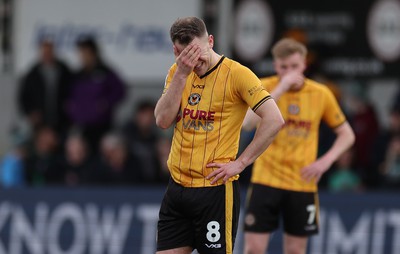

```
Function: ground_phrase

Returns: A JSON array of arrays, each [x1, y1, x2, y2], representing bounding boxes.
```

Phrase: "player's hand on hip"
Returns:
[[300, 159, 330, 182], [206, 161, 245, 185], [174, 43, 201, 76]]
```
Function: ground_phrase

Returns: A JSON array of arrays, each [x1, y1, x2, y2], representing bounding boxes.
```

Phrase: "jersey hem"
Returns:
[[250, 181, 317, 193]]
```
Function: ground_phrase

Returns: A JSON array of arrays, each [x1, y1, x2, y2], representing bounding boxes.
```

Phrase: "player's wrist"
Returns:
[[235, 158, 248, 172], [321, 154, 335, 170], [272, 85, 287, 99], [174, 67, 191, 79], [279, 80, 292, 91]]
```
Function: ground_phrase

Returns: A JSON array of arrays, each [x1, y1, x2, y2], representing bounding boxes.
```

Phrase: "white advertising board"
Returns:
[[14, 0, 200, 82]]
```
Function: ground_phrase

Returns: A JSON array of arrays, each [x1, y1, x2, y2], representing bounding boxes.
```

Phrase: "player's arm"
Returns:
[[154, 44, 200, 129], [206, 99, 284, 184], [242, 108, 260, 131], [301, 121, 355, 181], [237, 99, 285, 168], [242, 72, 303, 131], [242, 84, 287, 130]]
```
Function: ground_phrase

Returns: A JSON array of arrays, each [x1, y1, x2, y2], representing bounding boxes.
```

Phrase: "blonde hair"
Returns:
[[271, 38, 307, 59]]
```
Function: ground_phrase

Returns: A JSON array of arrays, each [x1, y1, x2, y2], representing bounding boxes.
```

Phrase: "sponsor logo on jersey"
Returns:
[[176, 108, 215, 131], [285, 118, 312, 137], [192, 84, 205, 89], [248, 85, 263, 96], [188, 93, 201, 105], [176, 110, 182, 122], [285, 118, 311, 130]]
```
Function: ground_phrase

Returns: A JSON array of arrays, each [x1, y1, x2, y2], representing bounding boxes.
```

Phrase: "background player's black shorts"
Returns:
[[157, 178, 240, 253], [244, 184, 319, 236]]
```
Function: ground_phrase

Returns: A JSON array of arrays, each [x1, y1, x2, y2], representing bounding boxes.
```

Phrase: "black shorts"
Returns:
[[244, 184, 319, 236], [157, 178, 240, 253]]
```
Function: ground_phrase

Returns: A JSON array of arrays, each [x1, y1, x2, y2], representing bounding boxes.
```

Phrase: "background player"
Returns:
[[242, 38, 355, 254], [154, 17, 284, 254]]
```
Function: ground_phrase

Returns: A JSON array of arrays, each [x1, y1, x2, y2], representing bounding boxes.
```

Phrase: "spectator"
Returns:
[[18, 38, 72, 135], [373, 104, 400, 187], [393, 88, 400, 109], [345, 83, 380, 187], [25, 126, 61, 186], [57, 133, 93, 186], [328, 148, 362, 192], [66, 36, 126, 151], [0, 134, 27, 188], [380, 134, 400, 189], [121, 100, 166, 183], [89, 132, 142, 185]]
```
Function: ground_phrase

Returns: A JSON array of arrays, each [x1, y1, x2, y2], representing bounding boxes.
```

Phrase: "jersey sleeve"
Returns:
[[162, 64, 177, 95], [233, 65, 271, 111], [322, 86, 346, 128]]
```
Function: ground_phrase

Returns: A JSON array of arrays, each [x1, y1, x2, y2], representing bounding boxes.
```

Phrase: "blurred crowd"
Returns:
[[320, 85, 400, 192], [0, 35, 399, 192], [0, 36, 171, 188]]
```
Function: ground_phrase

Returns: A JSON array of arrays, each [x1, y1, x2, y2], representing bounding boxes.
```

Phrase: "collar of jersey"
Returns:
[[199, 55, 225, 79]]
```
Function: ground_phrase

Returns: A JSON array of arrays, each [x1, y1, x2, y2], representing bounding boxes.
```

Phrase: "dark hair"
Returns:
[[170, 17, 207, 44], [76, 35, 100, 57], [391, 103, 400, 115], [37, 35, 55, 48], [136, 100, 155, 112]]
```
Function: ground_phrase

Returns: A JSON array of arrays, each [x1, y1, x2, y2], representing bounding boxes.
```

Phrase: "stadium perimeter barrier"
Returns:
[[0, 186, 399, 254]]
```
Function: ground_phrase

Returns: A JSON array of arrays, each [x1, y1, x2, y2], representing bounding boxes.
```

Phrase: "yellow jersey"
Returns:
[[164, 56, 271, 187], [251, 76, 346, 192]]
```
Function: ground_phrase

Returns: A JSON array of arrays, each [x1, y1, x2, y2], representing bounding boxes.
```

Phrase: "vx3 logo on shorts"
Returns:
[[205, 243, 222, 249]]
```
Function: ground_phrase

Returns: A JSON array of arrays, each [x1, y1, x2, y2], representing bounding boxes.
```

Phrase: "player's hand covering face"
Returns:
[[279, 71, 305, 91], [274, 52, 306, 91], [173, 35, 213, 77], [173, 43, 201, 77]]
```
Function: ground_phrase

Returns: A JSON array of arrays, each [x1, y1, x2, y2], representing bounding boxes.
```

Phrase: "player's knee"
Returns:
[[244, 242, 266, 254], [285, 243, 306, 254], [244, 248, 264, 254], [244, 232, 270, 254]]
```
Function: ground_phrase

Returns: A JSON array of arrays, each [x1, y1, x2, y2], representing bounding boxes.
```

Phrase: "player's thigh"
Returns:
[[157, 246, 193, 254], [282, 191, 319, 236], [244, 184, 283, 233], [194, 181, 240, 254], [157, 180, 194, 252]]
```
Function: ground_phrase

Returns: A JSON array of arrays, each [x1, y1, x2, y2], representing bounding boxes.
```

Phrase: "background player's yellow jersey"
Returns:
[[164, 56, 271, 187], [251, 76, 346, 192]]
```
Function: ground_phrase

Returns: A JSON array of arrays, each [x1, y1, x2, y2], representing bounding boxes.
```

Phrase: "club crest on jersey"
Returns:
[[288, 104, 300, 115], [188, 93, 201, 106]]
